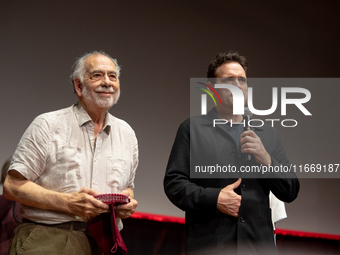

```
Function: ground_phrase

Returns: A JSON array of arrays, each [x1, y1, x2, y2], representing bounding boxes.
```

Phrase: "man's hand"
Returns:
[[65, 187, 110, 219], [240, 130, 271, 166], [114, 188, 138, 219], [4, 170, 109, 220], [217, 178, 242, 217]]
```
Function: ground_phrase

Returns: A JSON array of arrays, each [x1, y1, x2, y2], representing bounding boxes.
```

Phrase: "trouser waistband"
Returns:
[[22, 218, 88, 232]]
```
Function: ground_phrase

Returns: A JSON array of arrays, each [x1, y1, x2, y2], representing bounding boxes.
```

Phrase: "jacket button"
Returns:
[[242, 184, 246, 188], [231, 151, 236, 157], [240, 217, 244, 223]]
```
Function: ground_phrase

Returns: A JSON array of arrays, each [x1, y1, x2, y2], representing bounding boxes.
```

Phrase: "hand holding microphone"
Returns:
[[243, 107, 253, 161], [241, 107, 272, 165]]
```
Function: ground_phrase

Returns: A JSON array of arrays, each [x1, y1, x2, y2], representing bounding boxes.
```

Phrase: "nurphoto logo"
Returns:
[[196, 81, 312, 128]]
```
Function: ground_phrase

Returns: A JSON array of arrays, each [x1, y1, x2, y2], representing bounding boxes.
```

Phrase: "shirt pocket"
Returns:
[[56, 146, 83, 187], [106, 157, 128, 191]]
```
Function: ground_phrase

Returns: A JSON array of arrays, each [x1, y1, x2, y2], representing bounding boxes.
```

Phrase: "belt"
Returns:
[[22, 218, 88, 232]]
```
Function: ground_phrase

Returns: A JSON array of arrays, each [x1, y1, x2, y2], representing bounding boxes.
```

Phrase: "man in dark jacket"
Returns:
[[164, 52, 299, 255]]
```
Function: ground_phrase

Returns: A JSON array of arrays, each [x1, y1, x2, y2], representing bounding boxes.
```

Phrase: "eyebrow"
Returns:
[[89, 69, 117, 75], [220, 76, 246, 80]]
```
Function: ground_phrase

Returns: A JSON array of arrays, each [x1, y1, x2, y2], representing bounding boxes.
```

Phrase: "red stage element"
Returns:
[[130, 212, 185, 224], [275, 228, 340, 241], [131, 212, 340, 241]]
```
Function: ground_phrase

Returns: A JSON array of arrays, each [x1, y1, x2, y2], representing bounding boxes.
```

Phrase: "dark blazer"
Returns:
[[164, 108, 299, 255]]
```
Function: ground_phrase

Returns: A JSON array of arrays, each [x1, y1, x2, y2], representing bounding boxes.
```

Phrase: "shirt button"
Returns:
[[231, 151, 236, 157], [240, 217, 245, 223], [242, 184, 246, 188]]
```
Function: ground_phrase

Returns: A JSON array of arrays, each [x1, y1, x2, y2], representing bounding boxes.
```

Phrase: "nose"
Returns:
[[101, 74, 112, 87], [235, 79, 241, 88]]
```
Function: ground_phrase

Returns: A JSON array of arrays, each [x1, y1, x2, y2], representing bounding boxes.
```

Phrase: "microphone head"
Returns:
[[244, 107, 253, 117]]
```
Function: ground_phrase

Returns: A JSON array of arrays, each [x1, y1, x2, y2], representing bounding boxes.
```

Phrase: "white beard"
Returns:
[[82, 85, 120, 108]]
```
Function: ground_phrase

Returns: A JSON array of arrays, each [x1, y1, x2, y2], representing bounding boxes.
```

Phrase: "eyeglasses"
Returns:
[[87, 71, 118, 82]]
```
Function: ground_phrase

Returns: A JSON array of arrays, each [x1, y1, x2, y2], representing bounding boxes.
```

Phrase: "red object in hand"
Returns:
[[88, 194, 130, 255], [94, 193, 130, 205]]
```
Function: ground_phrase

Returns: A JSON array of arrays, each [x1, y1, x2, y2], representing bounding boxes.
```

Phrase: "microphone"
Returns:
[[244, 107, 253, 161]]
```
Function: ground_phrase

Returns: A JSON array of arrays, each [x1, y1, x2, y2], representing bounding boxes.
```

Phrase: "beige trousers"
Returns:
[[9, 223, 103, 255]]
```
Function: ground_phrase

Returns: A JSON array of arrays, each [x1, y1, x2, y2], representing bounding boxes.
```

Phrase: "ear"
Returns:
[[74, 78, 83, 97]]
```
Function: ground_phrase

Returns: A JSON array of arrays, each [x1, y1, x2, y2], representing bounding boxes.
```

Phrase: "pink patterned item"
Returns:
[[94, 193, 130, 205]]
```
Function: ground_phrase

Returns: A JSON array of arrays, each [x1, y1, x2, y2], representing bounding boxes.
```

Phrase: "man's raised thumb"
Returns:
[[228, 178, 242, 190]]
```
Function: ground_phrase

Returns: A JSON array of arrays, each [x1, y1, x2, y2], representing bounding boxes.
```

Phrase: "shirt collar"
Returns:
[[73, 102, 111, 134]]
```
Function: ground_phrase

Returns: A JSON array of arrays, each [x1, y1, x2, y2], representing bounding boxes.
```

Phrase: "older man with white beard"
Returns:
[[4, 51, 138, 255]]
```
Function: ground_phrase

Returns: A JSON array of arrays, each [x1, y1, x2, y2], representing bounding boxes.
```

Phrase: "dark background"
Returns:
[[0, 0, 339, 235]]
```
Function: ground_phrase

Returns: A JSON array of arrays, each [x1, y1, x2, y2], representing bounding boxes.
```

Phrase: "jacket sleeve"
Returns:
[[262, 129, 300, 203], [163, 122, 221, 213]]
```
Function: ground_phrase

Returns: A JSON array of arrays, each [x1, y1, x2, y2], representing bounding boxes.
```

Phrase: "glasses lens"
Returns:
[[91, 73, 103, 81]]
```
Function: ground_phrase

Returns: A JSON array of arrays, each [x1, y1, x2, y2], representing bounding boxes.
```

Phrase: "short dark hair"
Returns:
[[207, 51, 248, 78]]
